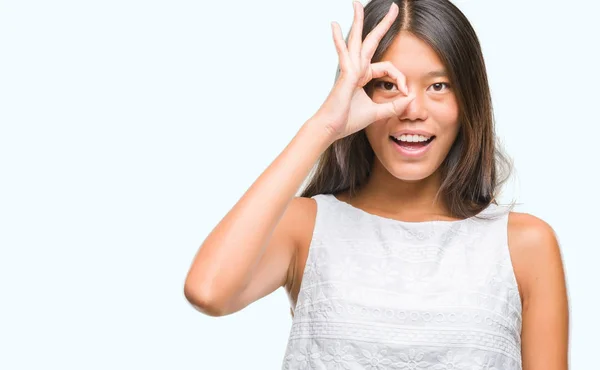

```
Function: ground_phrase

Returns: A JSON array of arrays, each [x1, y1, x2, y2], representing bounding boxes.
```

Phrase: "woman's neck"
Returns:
[[336, 165, 457, 222]]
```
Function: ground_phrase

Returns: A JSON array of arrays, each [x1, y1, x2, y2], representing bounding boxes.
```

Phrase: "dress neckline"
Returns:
[[326, 193, 496, 226]]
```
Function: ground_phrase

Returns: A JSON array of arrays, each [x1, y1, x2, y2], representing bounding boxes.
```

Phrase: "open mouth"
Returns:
[[389, 135, 436, 150]]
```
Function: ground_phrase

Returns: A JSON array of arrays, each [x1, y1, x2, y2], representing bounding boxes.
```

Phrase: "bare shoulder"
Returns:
[[284, 196, 318, 242], [507, 211, 559, 252], [283, 196, 318, 314], [507, 211, 565, 306], [507, 211, 569, 366]]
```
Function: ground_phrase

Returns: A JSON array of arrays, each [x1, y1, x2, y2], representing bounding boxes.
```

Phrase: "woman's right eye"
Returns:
[[373, 81, 399, 92]]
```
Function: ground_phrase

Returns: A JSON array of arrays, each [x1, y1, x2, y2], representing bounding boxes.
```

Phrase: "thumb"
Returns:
[[373, 93, 415, 121]]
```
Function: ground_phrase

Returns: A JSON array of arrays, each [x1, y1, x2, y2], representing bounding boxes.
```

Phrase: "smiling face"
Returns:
[[365, 31, 460, 182]]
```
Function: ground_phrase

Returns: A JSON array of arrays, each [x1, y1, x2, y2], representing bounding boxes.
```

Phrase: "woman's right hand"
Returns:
[[313, 1, 416, 142]]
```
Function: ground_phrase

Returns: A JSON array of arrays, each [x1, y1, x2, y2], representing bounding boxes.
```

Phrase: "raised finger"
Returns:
[[361, 2, 399, 62], [331, 21, 351, 72], [370, 61, 408, 95], [347, 1, 364, 60]]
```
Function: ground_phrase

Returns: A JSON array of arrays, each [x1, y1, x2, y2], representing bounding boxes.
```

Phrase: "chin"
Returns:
[[385, 161, 439, 182], [392, 170, 435, 182]]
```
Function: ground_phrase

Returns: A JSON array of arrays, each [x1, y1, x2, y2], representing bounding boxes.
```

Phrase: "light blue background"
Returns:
[[0, 0, 597, 368]]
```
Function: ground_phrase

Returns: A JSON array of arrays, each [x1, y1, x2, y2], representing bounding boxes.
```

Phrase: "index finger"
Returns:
[[360, 2, 399, 62]]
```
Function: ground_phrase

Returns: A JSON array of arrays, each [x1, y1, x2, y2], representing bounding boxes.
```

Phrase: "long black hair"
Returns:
[[300, 0, 516, 218]]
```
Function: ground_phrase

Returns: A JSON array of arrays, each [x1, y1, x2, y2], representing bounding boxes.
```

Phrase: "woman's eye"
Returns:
[[373, 81, 399, 92], [428, 82, 451, 92]]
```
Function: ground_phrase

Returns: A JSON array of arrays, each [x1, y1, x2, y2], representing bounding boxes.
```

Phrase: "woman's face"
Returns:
[[365, 31, 460, 182]]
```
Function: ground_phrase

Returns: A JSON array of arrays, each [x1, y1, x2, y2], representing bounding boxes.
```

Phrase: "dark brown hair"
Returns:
[[299, 0, 516, 219]]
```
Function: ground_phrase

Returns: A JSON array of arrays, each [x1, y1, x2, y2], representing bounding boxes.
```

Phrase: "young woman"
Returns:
[[184, 0, 569, 368]]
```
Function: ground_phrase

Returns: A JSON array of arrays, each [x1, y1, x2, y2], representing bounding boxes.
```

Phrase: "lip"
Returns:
[[390, 136, 435, 158], [390, 130, 435, 138]]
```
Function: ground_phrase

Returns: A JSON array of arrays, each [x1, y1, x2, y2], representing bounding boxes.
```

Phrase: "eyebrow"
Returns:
[[425, 70, 448, 78], [373, 69, 449, 82]]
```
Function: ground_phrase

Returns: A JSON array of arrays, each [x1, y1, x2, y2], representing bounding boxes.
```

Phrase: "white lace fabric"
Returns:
[[282, 194, 522, 370]]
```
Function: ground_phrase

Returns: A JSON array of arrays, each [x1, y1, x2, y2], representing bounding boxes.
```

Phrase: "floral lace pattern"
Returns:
[[282, 194, 522, 369]]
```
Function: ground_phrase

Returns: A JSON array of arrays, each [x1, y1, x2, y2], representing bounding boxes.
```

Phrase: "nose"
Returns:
[[399, 91, 428, 122]]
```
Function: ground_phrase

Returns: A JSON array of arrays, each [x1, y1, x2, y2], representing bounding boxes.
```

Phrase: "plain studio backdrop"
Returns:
[[0, 0, 598, 368]]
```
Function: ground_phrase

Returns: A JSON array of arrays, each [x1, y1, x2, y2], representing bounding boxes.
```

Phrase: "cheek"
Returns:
[[364, 119, 388, 143], [431, 100, 459, 129]]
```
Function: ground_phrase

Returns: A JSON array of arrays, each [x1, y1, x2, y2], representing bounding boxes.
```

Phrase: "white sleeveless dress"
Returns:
[[282, 194, 522, 370]]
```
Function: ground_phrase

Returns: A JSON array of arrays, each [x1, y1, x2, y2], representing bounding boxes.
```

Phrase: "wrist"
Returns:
[[299, 117, 338, 151]]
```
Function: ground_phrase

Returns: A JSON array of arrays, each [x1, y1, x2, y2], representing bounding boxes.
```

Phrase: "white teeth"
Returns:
[[395, 134, 431, 142]]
